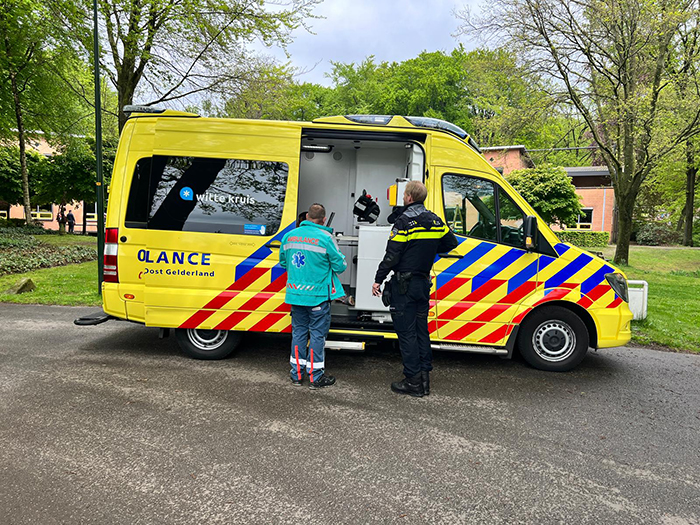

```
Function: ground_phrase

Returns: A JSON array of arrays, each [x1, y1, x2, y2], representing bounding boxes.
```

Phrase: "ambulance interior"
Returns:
[[297, 135, 425, 323]]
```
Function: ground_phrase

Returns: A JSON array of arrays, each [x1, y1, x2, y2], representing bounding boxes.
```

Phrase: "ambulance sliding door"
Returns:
[[432, 169, 538, 346], [141, 118, 301, 331]]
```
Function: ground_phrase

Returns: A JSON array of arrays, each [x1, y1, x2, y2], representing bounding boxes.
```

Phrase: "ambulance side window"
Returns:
[[498, 187, 525, 248], [442, 174, 498, 242], [124, 157, 153, 228], [124, 155, 289, 236]]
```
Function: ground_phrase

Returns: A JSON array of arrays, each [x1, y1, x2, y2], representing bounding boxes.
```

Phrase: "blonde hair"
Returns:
[[405, 181, 427, 203]]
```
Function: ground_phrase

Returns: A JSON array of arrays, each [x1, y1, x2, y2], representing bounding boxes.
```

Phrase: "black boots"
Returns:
[[391, 374, 424, 397], [421, 371, 430, 396]]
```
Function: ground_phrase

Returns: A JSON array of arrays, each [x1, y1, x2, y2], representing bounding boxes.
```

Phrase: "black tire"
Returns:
[[174, 328, 241, 360], [517, 306, 589, 372]]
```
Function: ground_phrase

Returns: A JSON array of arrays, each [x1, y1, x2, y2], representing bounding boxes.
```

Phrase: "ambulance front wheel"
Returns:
[[174, 328, 242, 360], [517, 306, 589, 372]]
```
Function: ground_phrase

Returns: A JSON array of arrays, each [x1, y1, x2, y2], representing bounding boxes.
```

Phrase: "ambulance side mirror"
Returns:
[[523, 215, 538, 251]]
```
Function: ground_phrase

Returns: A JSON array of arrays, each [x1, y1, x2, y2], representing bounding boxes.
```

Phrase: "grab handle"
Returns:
[[438, 252, 464, 259]]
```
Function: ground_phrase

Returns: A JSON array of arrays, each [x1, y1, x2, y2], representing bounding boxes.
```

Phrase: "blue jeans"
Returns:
[[290, 301, 331, 382]]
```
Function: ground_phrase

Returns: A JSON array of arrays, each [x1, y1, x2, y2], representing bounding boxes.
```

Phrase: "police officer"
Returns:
[[372, 181, 458, 397]]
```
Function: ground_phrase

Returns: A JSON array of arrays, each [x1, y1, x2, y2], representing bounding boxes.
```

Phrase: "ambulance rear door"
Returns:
[[132, 117, 301, 331]]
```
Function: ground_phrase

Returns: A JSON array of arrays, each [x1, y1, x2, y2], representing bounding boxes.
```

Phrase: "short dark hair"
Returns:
[[308, 203, 326, 220]]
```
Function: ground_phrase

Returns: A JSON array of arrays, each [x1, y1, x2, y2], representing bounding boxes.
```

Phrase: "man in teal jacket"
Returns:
[[280, 203, 347, 389]]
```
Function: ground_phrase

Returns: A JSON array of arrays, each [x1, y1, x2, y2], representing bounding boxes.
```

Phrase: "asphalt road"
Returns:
[[1, 304, 699, 524]]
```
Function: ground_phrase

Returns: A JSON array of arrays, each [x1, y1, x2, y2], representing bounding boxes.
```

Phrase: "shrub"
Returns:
[[0, 229, 97, 275], [0, 217, 29, 228], [636, 222, 682, 246], [0, 221, 52, 234], [556, 230, 610, 248]]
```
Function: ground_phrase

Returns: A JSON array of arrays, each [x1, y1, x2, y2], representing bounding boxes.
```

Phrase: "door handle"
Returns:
[[265, 241, 282, 249], [438, 252, 464, 259]]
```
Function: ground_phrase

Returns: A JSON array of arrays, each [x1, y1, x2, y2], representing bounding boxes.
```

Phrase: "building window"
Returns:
[[576, 208, 593, 229], [30, 208, 53, 221]]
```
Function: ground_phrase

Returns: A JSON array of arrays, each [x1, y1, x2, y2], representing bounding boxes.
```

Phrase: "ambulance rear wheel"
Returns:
[[517, 306, 589, 372], [174, 328, 241, 360]]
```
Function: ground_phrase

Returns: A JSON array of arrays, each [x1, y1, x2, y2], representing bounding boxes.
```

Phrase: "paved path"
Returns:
[[1, 304, 699, 524]]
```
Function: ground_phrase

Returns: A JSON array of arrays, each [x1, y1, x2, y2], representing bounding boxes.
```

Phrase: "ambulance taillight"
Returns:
[[104, 228, 119, 283]]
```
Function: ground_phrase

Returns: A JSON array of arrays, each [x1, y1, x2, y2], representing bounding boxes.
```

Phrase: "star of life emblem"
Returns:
[[292, 251, 306, 268]]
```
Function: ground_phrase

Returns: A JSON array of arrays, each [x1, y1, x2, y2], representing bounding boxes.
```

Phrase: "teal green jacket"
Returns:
[[279, 220, 347, 306]]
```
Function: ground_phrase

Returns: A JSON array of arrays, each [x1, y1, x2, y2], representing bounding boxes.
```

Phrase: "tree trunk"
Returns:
[[82, 202, 88, 235], [57, 202, 66, 235], [10, 73, 33, 226], [613, 190, 636, 266], [117, 77, 136, 132], [683, 142, 696, 246], [676, 205, 685, 232]]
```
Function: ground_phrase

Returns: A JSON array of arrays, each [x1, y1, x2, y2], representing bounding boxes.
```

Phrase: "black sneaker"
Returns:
[[291, 376, 304, 386], [309, 374, 336, 390]]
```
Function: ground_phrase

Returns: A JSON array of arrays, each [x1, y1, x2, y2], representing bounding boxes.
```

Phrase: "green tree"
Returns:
[[0, 0, 85, 225], [0, 146, 23, 211], [33, 139, 101, 234], [377, 49, 473, 132], [86, 0, 320, 130], [507, 165, 583, 227], [217, 64, 336, 121], [0, 145, 47, 213], [458, 0, 700, 264]]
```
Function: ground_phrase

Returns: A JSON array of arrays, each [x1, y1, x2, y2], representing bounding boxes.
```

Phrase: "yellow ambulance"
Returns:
[[96, 108, 632, 371]]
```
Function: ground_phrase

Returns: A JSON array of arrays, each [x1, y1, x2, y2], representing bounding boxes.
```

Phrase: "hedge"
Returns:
[[556, 230, 610, 248], [0, 229, 97, 275]]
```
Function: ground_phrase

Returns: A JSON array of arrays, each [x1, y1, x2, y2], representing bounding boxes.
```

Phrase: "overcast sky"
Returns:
[[254, 0, 482, 86]]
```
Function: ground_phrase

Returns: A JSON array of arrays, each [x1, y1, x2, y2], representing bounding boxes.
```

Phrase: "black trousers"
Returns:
[[389, 276, 432, 378]]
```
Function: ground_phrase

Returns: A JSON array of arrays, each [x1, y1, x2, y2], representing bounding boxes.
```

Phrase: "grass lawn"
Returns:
[[0, 261, 101, 306], [595, 245, 700, 353], [33, 233, 97, 247]]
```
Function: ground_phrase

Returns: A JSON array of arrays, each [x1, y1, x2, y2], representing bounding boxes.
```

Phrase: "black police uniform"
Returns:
[[374, 202, 458, 395]]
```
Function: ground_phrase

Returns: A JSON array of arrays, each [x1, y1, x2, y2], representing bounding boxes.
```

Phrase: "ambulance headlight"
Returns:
[[605, 273, 629, 303]]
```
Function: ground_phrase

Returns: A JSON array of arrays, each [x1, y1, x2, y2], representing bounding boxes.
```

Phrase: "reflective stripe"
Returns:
[[288, 283, 316, 291], [306, 360, 324, 369], [406, 225, 448, 234], [290, 357, 308, 366], [283, 242, 327, 254], [392, 230, 448, 242], [294, 345, 302, 380]]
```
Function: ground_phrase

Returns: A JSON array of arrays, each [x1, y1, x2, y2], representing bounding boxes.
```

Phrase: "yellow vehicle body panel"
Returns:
[[103, 113, 632, 352]]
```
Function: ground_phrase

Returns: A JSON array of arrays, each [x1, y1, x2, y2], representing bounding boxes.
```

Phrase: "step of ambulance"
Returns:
[[431, 343, 508, 355], [74, 310, 116, 326], [324, 341, 366, 351]]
